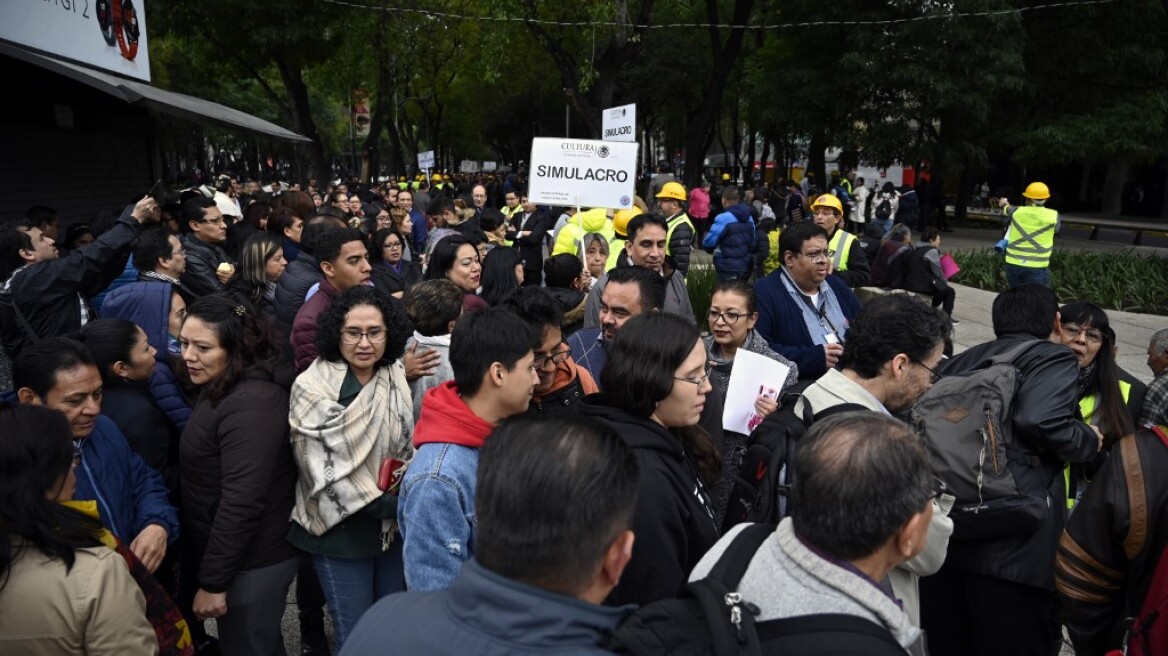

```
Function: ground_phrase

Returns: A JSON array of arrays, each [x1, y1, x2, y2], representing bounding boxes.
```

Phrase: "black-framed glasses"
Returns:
[[1062, 323, 1104, 344], [675, 363, 712, 386], [382, 242, 403, 250], [912, 359, 943, 384], [707, 310, 749, 325], [340, 328, 388, 345], [533, 345, 571, 369]]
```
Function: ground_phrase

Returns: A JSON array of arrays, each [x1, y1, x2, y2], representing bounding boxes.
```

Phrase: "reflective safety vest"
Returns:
[[607, 237, 627, 272], [1004, 205, 1058, 269], [1064, 379, 1133, 509], [665, 212, 695, 256], [827, 229, 856, 271], [764, 230, 782, 275]]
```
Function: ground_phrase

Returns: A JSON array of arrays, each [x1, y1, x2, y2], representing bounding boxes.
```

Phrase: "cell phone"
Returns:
[[146, 179, 163, 202]]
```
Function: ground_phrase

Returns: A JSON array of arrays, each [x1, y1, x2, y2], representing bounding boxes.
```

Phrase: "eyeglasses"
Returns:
[[1062, 323, 1104, 344], [798, 249, 836, 263], [912, 359, 943, 384], [675, 364, 712, 387], [707, 310, 749, 325], [340, 328, 388, 345], [533, 345, 571, 369], [383, 242, 403, 250]]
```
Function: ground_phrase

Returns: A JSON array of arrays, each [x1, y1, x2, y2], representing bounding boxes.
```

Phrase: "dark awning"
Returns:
[[0, 42, 311, 143]]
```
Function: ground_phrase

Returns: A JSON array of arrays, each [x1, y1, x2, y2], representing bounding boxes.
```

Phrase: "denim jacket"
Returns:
[[399, 442, 479, 591]]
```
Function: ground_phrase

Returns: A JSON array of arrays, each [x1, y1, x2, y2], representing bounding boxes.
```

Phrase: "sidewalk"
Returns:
[[949, 282, 1163, 384]]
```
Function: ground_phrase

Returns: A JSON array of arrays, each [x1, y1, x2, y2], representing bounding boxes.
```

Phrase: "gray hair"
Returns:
[[888, 223, 912, 243], [1151, 328, 1168, 354]]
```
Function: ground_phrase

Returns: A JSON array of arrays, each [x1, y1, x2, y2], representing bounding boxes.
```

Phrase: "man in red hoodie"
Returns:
[[501, 287, 598, 417], [398, 308, 539, 591]]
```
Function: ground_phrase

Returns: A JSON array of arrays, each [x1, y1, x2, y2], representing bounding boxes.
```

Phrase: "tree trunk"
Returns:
[[682, 0, 756, 188], [1079, 163, 1091, 203], [1101, 160, 1130, 215], [954, 166, 970, 222], [808, 130, 828, 187], [273, 56, 329, 181], [1161, 164, 1168, 219]]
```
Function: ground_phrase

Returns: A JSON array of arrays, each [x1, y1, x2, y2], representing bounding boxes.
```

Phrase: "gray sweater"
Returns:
[[690, 520, 927, 655], [406, 332, 454, 424]]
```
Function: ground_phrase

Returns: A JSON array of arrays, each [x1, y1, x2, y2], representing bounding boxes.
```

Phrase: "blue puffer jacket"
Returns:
[[703, 204, 757, 275], [101, 281, 191, 431], [77, 416, 180, 543]]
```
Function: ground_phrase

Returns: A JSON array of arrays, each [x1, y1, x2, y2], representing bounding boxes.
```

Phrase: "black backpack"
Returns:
[[874, 197, 893, 221], [607, 523, 907, 656], [720, 384, 866, 532]]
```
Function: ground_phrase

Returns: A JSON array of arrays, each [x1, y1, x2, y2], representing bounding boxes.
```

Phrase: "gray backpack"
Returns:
[[909, 342, 1049, 540]]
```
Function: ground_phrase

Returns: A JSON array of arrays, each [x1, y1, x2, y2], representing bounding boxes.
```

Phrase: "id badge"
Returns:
[[824, 332, 840, 345]]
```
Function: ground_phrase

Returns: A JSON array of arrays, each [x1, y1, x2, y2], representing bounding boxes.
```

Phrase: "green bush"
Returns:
[[685, 265, 718, 330], [952, 248, 1168, 315]]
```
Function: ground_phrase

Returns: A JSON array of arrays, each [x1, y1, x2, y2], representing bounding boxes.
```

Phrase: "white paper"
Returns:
[[722, 349, 792, 435], [417, 150, 435, 169]]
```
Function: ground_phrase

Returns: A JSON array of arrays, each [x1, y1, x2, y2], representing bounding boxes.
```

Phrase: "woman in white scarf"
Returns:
[[287, 285, 415, 649]]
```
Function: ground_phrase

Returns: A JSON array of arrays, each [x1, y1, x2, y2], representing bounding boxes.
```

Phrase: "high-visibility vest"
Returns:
[[827, 229, 856, 271], [1004, 205, 1058, 269], [1064, 379, 1132, 509], [607, 237, 627, 272], [665, 212, 695, 256]]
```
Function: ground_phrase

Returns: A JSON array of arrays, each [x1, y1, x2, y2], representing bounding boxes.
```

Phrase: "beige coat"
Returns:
[[0, 543, 157, 655], [798, 368, 956, 625]]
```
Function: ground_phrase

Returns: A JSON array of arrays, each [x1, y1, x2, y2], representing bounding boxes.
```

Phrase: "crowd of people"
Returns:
[[0, 169, 1165, 656]]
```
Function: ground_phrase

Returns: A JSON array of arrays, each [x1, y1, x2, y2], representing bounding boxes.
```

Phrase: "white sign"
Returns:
[[0, 0, 151, 82], [528, 138, 637, 209], [459, 160, 479, 174], [417, 150, 435, 170], [602, 103, 636, 142], [482, 161, 497, 172], [722, 350, 793, 435]]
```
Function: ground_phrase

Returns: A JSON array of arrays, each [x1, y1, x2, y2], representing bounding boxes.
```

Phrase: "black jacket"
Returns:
[[274, 251, 322, 334], [101, 378, 183, 499], [1057, 427, 1168, 654], [371, 260, 423, 296], [937, 334, 1099, 590], [509, 210, 550, 277], [179, 234, 232, 298], [545, 286, 586, 336], [1, 207, 141, 359], [577, 395, 721, 606], [904, 243, 949, 295], [179, 367, 299, 593]]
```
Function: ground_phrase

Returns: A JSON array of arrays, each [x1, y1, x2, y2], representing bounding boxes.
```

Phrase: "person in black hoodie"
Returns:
[[577, 312, 721, 606]]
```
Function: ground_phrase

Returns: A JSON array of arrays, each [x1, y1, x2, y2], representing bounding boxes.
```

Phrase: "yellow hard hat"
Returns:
[[431, 173, 442, 182], [721, 173, 731, 181], [612, 207, 643, 237], [810, 193, 844, 215], [443, 174, 451, 181], [656, 181, 687, 202], [1022, 182, 1050, 200]]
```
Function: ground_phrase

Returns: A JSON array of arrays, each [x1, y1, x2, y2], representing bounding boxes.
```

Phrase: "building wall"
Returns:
[[0, 55, 156, 228]]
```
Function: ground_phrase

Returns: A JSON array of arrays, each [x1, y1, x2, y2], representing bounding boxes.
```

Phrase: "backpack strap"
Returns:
[[755, 613, 906, 654], [706, 523, 776, 586], [813, 402, 869, 421], [0, 292, 40, 345], [686, 523, 775, 656]]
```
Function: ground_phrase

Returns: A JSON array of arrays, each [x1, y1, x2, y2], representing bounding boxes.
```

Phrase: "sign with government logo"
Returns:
[[602, 103, 636, 142], [527, 138, 638, 209]]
